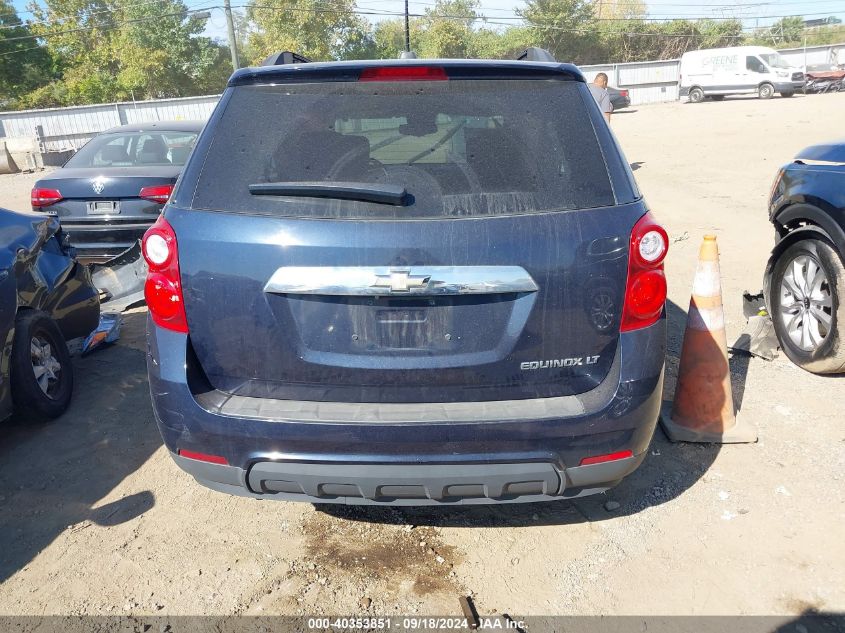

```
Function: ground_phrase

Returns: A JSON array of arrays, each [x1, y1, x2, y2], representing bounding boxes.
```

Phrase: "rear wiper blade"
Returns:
[[249, 181, 407, 206]]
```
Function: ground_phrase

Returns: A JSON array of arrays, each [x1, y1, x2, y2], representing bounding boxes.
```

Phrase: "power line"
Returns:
[[3, 0, 841, 47], [0, 0, 218, 30], [0, 5, 217, 42]]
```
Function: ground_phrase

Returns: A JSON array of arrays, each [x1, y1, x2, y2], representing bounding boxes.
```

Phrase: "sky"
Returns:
[[10, 0, 845, 48]]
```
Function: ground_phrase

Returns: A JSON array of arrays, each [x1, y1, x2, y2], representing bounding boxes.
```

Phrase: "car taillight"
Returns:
[[139, 184, 174, 204], [359, 66, 448, 81], [31, 187, 63, 208], [620, 90, 629, 98], [620, 212, 668, 332], [142, 216, 188, 333]]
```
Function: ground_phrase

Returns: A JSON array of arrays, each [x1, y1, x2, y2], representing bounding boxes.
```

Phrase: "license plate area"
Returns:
[[86, 200, 120, 215], [280, 293, 520, 357]]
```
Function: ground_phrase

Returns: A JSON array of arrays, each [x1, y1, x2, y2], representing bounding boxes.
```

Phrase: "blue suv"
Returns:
[[143, 52, 668, 505]]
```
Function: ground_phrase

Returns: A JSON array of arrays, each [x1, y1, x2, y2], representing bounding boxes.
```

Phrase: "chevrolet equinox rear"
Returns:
[[144, 55, 668, 505]]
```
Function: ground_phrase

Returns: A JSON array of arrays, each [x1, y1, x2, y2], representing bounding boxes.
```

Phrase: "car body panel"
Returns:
[[172, 201, 644, 403], [769, 144, 845, 254], [0, 208, 100, 421], [147, 316, 665, 504]]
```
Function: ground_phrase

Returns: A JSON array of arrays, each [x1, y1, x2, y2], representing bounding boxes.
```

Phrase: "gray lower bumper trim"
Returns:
[[171, 451, 646, 505]]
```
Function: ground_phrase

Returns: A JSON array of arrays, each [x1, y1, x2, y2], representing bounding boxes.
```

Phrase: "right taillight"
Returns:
[[142, 216, 188, 333], [620, 212, 668, 332], [31, 187, 63, 208]]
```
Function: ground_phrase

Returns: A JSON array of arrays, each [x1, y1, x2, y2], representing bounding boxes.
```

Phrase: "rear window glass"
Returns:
[[67, 131, 198, 168], [191, 79, 615, 219]]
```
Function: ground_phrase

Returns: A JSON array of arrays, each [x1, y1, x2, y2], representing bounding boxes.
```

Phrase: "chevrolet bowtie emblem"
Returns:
[[371, 270, 431, 293]]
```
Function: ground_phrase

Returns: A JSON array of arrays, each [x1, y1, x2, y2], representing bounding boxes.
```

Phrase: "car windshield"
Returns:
[[66, 130, 199, 168], [760, 53, 791, 69], [191, 79, 616, 220]]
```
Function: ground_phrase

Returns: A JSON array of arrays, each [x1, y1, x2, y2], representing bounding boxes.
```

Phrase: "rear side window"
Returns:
[[191, 79, 615, 219]]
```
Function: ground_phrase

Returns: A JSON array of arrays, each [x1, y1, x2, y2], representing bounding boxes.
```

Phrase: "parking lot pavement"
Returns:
[[0, 93, 844, 618]]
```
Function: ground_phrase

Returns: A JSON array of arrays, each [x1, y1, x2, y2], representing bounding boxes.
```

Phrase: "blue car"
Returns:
[[143, 51, 669, 505], [765, 139, 845, 374]]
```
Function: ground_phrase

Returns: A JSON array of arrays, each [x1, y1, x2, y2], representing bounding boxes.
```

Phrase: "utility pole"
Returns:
[[224, 0, 240, 71], [404, 0, 410, 54]]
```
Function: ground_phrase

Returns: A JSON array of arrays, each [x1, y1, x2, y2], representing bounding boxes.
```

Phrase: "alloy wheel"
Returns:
[[31, 335, 62, 398], [778, 254, 833, 352]]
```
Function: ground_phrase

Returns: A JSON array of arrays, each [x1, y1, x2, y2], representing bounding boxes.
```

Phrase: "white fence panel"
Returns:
[[121, 95, 220, 124], [778, 44, 845, 68], [0, 95, 220, 152]]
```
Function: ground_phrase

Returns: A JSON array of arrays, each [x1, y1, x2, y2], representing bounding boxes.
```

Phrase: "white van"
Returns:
[[679, 46, 805, 102]]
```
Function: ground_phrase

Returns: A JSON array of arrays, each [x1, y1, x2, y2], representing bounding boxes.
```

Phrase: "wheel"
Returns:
[[781, 91, 794, 98], [688, 87, 704, 103], [9, 310, 74, 420], [770, 239, 845, 374], [710, 95, 725, 101], [758, 83, 775, 99]]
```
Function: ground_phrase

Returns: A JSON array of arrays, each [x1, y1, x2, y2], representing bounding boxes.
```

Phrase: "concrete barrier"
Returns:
[[0, 137, 42, 172], [0, 141, 19, 175]]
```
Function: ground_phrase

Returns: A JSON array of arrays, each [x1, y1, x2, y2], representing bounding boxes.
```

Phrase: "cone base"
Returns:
[[659, 401, 758, 444]]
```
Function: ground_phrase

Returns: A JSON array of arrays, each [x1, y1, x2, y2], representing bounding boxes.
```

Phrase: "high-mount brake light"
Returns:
[[142, 216, 188, 333], [359, 66, 448, 82], [621, 212, 669, 332]]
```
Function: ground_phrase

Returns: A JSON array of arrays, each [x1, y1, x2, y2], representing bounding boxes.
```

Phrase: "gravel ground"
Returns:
[[0, 92, 843, 620]]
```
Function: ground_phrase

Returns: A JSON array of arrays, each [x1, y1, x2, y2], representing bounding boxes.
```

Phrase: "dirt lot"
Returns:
[[0, 93, 843, 621]]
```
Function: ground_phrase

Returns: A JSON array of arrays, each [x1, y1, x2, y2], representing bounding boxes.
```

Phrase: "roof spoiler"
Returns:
[[261, 51, 312, 66], [516, 47, 556, 63]]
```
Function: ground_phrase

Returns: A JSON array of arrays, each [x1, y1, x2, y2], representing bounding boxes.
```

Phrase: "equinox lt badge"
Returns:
[[520, 356, 600, 370]]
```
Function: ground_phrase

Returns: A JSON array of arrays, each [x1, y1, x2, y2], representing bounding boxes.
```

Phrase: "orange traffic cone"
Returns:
[[660, 235, 757, 443]]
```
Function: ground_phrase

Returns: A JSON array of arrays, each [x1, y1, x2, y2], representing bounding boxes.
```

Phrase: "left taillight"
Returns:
[[139, 184, 174, 205], [31, 187, 63, 208], [142, 216, 188, 333], [620, 212, 668, 332]]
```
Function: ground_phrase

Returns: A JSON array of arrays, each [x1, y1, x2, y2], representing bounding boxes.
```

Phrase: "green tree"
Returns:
[[417, 0, 478, 59], [246, 0, 372, 62], [765, 16, 805, 46], [19, 0, 229, 107], [518, 0, 596, 63], [0, 0, 53, 107]]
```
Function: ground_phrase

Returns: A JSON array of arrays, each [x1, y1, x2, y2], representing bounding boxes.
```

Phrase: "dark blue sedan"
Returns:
[[31, 121, 203, 263]]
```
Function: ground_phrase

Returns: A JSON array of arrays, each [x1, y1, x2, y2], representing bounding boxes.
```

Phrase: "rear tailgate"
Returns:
[[174, 68, 643, 404]]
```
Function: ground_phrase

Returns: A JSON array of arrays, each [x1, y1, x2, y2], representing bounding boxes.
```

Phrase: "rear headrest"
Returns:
[[101, 145, 129, 163], [137, 137, 170, 164], [274, 131, 370, 180]]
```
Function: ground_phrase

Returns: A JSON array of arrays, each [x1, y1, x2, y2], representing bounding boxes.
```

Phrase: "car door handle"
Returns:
[[263, 266, 539, 296]]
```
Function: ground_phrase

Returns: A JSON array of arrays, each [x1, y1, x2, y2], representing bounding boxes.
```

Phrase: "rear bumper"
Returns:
[[147, 317, 666, 505], [774, 80, 803, 93], [61, 221, 154, 263]]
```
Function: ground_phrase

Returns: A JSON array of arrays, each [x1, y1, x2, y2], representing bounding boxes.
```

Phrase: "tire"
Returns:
[[710, 95, 725, 101], [770, 239, 845, 374], [688, 87, 704, 103], [781, 91, 794, 98], [758, 83, 775, 99], [9, 310, 74, 420]]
